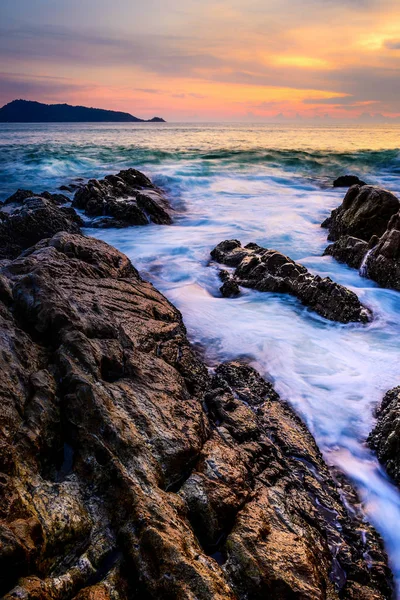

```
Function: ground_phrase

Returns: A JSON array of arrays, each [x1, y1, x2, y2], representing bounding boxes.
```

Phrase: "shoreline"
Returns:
[[0, 169, 399, 598]]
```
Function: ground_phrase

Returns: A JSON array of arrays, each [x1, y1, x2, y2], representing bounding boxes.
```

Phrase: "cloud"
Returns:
[[0, 72, 95, 105], [2, 0, 400, 117], [385, 39, 400, 50], [135, 88, 163, 94]]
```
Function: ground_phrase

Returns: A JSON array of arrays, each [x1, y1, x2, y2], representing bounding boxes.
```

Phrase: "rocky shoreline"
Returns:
[[322, 184, 400, 290], [0, 170, 398, 599]]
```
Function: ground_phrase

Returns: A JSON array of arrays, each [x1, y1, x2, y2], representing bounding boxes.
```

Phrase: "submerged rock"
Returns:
[[333, 175, 366, 188], [322, 185, 400, 242], [72, 168, 172, 227], [0, 232, 392, 599], [0, 195, 83, 259], [211, 240, 371, 323], [369, 387, 400, 487]]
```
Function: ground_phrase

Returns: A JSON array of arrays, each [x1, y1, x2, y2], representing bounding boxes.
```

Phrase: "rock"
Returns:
[[323, 208, 400, 291], [363, 211, 400, 290], [0, 232, 392, 599], [72, 168, 172, 227], [322, 185, 400, 242], [333, 175, 366, 188], [4, 189, 69, 206], [211, 240, 371, 323], [369, 387, 400, 486], [181, 361, 392, 600], [218, 270, 240, 297], [0, 195, 83, 259], [324, 236, 369, 269]]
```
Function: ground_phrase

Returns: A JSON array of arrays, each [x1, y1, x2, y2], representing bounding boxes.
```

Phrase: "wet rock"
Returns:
[[211, 239, 371, 323], [218, 270, 240, 297], [180, 361, 392, 600], [0, 195, 83, 259], [4, 189, 69, 206], [323, 207, 400, 291], [322, 185, 400, 242], [0, 232, 392, 599], [220, 280, 240, 298], [72, 168, 172, 227], [369, 386, 400, 486], [324, 235, 369, 269], [333, 175, 366, 188], [363, 211, 400, 290]]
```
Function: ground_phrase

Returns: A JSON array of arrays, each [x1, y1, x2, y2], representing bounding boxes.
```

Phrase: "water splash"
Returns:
[[360, 248, 374, 278]]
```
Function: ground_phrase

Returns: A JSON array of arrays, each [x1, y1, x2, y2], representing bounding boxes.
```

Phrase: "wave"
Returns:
[[1, 132, 400, 202]]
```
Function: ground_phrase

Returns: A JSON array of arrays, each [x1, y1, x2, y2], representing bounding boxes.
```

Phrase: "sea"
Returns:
[[1, 122, 400, 595]]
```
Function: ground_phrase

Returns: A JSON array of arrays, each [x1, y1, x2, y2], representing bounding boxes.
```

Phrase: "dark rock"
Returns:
[[324, 236, 369, 269], [323, 206, 400, 291], [322, 185, 400, 242], [218, 270, 240, 298], [211, 240, 371, 323], [40, 191, 70, 205], [0, 233, 392, 599], [3, 189, 35, 205], [72, 168, 172, 227], [4, 189, 69, 206], [220, 276, 240, 298], [0, 196, 83, 259], [364, 211, 400, 290], [369, 386, 400, 487], [333, 175, 366, 188]]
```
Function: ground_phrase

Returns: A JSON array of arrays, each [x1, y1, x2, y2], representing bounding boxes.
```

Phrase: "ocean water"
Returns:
[[1, 122, 400, 595]]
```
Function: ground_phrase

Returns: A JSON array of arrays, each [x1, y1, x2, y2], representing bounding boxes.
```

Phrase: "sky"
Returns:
[[1, 0, 400, 121]]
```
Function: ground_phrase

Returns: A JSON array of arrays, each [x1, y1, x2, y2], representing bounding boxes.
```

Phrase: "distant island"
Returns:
[[0, 100, 166, 123]]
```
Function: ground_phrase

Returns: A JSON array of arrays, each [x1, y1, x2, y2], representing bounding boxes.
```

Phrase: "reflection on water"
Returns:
[[2, 122, 400, 595]]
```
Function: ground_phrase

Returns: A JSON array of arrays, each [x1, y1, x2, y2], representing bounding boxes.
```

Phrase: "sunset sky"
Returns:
[[1, 0, 400, 121]]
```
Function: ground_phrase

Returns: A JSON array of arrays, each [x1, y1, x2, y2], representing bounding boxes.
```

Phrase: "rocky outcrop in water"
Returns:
[[0, 231, 392, 599], [369, 387, 400, 488], [211, 240, 371, 323], [72, 169, 172, 227], [0, 193, 82, 259], [322, 187, 400, 291], [322, 185, 399, 242], [333, 175, 366, 188]]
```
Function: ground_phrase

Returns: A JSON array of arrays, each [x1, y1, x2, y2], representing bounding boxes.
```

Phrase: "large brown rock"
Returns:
[[181, 361, 392, 600], [72, 168, 172, 227], [211, 239, 371, 323], [369, 386, 400, 487], [322, 185, 400, 242], [0, 232, 392, 599]]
